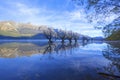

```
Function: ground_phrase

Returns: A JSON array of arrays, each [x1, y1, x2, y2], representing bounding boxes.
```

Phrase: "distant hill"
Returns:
[[0, 33, 46, 40], [0, 21, 49, 37], [92, 37, 104, 40], [0, 21, 85, 40], [104, 17, 120, 41], [107, 30, 120, 41]]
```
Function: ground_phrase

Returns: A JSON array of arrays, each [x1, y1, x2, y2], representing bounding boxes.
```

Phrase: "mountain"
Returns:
[[107, 30, 120, 41], [0, 21, 49, 37], [92, 36, 104, 40]]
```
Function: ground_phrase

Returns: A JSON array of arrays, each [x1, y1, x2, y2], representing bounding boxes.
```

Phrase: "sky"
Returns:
[[0, 0, 116, 37]]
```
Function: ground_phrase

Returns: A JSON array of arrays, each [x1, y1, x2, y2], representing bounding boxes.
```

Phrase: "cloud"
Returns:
[[15, 3, 40, 16], [68, 9, 87, 22], [0, 0, 111, 37], [3, 1, 54, 25]]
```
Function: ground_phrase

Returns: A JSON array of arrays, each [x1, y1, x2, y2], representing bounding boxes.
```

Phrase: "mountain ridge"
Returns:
[[0, 21, 49, 37]]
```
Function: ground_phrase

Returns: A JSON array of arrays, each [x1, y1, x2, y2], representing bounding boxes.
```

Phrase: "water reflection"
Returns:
[[0, 41, 81, 58], [0, 42, 46, 58], [98, 42, 120, 80], [0, 41, 120, 80]]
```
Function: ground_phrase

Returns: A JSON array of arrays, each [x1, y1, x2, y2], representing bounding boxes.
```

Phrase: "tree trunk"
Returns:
[[48, 38, 53, 43], [69, 39, 72, 44], [75, 39, 77, 43], [61, 38, 65, 43]]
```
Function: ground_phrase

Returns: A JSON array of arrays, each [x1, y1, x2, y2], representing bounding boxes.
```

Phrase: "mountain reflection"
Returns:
[[98, 42, 120, 80], [0, 41, 81, 58]]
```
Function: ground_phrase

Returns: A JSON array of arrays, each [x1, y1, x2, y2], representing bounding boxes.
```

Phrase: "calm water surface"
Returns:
[[0, 41, 120, 80]]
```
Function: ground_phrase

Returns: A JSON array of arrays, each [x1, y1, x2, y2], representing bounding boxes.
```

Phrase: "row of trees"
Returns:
[[43, 28, 80, 43]]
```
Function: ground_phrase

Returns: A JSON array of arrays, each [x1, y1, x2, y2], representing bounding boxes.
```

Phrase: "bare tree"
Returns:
[[66, 31, 74, 44], [57, 29, 67, 43], [43, 27, 56, 43], [73, 32, 80, 43]]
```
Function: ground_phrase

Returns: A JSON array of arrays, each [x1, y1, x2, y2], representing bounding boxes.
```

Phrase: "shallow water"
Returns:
[[0, 41, 120, 80]]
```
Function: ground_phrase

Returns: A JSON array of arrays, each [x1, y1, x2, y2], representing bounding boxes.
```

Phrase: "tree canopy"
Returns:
[[72, 0, 120, 40]]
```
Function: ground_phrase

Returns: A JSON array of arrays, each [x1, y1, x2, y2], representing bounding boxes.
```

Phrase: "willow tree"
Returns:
[[72, 0, 120, 38], [73, 32, 80, 43], [66, 31, 74, 44], [56, 29, 67, 43], [102, 17, 120, 38], [72, 0, 120, 23], [43, 27, 56, 43]]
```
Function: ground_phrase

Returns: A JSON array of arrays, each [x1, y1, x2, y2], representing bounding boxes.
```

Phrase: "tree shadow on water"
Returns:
[[97, 42, 120, 80]]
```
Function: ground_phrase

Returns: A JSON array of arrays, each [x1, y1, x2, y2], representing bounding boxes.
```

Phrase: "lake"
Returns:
[[0, 41, 120, 80]]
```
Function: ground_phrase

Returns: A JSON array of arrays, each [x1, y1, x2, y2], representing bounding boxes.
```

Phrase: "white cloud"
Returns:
[[68, 9, 87, 22], [6, 2, 54, 25], [0, 0, 110, 37], [16, 3, 40, 16], [70, 11, 81, 19]]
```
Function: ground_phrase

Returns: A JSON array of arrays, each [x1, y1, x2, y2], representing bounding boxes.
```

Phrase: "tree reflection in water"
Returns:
[[42, 42, 80, 59], [0, 41, 81, 59], [98, 42, 120, 80], [55, 42, 79, 55], [1, 41, 120, 80]]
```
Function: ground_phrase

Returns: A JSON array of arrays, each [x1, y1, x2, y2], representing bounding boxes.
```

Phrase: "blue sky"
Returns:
[[0, 0, 117, 37]]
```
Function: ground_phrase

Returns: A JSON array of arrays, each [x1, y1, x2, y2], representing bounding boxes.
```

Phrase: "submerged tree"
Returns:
[[43, 27, 56, 43], [66, 31, 74, 44], [73, 32, 80, 43], [57, 29, 67, 43]]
